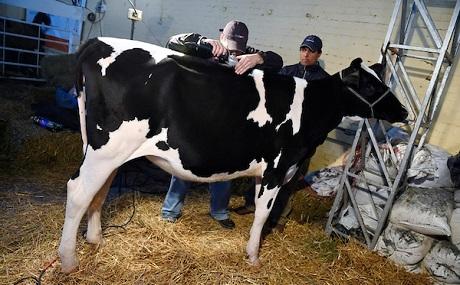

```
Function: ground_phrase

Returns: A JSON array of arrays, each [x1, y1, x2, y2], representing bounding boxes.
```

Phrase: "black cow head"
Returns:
[[340, 58, 407, 123]]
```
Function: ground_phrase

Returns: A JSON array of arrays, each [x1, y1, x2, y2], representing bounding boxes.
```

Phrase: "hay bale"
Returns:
[[290, 186, 334, 224]]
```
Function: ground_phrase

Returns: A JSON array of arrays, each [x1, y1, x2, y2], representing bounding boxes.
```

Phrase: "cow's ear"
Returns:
[[350, 58, 363, 68], [369, 63, 385, 80]]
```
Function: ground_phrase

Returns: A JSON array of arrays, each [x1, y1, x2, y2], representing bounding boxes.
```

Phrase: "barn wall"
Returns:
[[82, 0, 460, 169]]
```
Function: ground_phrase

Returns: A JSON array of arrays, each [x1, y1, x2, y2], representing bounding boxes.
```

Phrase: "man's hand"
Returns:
[[234, 53, 264, 75], [202, 39, 227, 57]]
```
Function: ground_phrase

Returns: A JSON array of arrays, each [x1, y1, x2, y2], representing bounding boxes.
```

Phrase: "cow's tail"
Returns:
[[75, 39, 98, 154]]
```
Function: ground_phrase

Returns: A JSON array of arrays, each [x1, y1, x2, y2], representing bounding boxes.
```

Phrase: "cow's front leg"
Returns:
[[246, 177, 281, 265]]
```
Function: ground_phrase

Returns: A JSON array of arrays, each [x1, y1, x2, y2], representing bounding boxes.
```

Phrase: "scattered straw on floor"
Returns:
[[1, 181, 433, 285]]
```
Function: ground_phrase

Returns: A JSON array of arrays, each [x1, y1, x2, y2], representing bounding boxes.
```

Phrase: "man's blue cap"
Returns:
[[300, 35, 322, 52]]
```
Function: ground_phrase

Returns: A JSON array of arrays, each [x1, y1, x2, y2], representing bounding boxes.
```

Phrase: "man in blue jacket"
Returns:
[[279, 34, 329, 79]]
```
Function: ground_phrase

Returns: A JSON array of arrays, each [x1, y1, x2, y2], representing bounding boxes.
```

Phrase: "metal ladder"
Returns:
[[325, 0, 460, 249]]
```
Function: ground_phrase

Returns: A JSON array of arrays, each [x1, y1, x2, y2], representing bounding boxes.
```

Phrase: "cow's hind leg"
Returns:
[[86, 170, 117, 245], [59, 158, 119, 273], [246, 178, 281, 265]]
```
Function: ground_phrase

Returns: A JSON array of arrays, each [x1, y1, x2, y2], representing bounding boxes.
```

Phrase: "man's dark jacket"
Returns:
[[166, 33, 283, 73], [279, 62, 329, 80]]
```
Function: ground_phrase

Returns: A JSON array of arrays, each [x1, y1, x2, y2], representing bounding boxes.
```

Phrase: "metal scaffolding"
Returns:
[[326, 0, 460, 249]]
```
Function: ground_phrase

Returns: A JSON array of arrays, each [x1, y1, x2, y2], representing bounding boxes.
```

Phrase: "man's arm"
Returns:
[[166, 33, 219, 57], [241, 46, 283, 74]]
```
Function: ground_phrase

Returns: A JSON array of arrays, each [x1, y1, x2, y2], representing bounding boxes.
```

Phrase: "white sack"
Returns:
[[450, 209, 460, 250], [376, 223, 434, 265], [423, 241, 460, 284], [354, 182, 389, 206], [390, 187, 454, 236], [338, 205, 359, 230], [404, 144, 454, 188], [304, 166, 343, 197], [338, 203, 383, 231], [454, 190, 460, 203]]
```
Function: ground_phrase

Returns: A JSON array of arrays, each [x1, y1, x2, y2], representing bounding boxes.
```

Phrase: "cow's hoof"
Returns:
[[86, 234, 104, 246], [60, 257, 79, 273], [247, 257, 261, 267]]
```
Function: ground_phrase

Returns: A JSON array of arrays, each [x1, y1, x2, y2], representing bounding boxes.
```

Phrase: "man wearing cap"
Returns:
[[166, 20, 283, 74], [234, 35, 329, 234], [161, 20, 283, 229], [279, 35, 329, 80]]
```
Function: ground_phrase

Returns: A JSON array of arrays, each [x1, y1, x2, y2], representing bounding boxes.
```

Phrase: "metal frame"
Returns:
[[0, 16, 71, 81], [0, 1, 85, 81], [326, 0, 460, 249]]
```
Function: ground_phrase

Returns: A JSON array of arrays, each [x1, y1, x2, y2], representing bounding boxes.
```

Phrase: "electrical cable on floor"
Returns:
[[13, 257, 57, 285], [102, 187, 136, 234]]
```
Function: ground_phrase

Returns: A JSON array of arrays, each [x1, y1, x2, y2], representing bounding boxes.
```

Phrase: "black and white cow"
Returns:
[[59, 37, 407, 272]]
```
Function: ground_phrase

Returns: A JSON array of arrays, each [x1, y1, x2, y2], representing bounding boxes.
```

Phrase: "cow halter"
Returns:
[[340, 70, 391, 118]]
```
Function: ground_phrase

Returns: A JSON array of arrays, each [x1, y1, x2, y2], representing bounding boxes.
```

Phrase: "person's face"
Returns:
[[220, 34, 244, 56], [299, 47, 321, 66]]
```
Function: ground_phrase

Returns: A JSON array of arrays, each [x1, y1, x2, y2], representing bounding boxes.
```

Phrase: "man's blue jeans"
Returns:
[[161, 176, 232, 221]]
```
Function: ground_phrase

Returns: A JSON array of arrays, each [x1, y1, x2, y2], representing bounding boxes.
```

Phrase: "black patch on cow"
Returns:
[[267, 198, 273, 209], [258, 186, 265, 199], [82, 42, 164, 150], [262, 73, 296, 125], [70, 168, 80, 180], [159, 55, 272, 176], [156, 141, 169, 151], [107, 48, 155, 80]]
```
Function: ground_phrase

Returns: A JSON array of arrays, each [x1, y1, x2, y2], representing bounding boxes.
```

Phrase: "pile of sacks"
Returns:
[[376, 187, 460, 284], [305, 128, 460, 283]]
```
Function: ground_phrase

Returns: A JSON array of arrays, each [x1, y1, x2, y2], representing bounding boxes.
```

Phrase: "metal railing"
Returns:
[[0, 16, 72, 81]]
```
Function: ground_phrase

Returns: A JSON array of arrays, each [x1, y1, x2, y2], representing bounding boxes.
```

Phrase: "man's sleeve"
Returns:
[[166, 33, 210, 56], [262, 51, 284, 73], [246, 46, 283, 73], [278, 66, 290, 76]]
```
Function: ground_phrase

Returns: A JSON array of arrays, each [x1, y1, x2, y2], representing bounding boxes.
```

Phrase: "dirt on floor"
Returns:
[[0, 81, 434, 284]]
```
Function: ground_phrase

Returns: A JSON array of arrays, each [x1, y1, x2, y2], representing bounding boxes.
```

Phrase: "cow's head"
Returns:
[[340, 58, 407, 123]]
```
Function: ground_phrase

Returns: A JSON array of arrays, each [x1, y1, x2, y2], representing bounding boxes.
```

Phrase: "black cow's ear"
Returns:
[[369, 63, 385, 80], [350, 58, 363, 68]]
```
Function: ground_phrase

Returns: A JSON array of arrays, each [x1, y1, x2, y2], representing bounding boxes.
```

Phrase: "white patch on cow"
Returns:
[[247, 69, 273, 127], [283, 164, 298, 184], [360, 62, 381, 81], [275, 77, 307, 135], [97, 57, 115, 77], [273, 150, 282, 169], [77, 86, 87, 154], [247, 182, 281, 263], [149, 153, 268, 183], [96, 124, 102, 131], [97, 37, 184, 77]]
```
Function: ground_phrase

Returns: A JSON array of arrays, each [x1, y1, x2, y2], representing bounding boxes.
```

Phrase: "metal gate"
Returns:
[[0, 16, 70, 81]]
